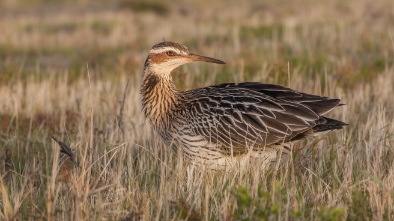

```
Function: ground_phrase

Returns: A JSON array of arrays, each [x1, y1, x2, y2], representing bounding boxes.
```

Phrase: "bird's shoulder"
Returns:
[[182, 83, 283, 116], [182, 82, 341, 117]]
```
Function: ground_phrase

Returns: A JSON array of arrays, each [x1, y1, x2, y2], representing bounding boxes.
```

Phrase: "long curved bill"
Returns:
[[189, 53, 225, 64]]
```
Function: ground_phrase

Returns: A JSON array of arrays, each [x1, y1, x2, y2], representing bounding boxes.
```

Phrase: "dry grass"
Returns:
[[0, 0, 394, 220]]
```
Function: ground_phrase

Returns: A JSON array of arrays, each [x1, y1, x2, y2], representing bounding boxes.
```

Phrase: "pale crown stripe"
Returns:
[[150, 47, 186, 55]]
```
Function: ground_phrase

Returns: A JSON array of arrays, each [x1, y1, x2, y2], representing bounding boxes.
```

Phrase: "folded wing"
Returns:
[[183, 82, 345, 154]]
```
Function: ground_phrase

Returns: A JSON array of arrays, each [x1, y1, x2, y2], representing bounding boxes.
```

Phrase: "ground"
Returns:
[[0, 0, 394, 220]]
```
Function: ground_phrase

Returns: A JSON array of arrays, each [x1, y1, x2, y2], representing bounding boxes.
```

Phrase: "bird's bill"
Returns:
[[189, 53, 225, 64]]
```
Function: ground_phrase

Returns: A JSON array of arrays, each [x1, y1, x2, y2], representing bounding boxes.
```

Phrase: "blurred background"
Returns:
[[1, 0, 393, 87]]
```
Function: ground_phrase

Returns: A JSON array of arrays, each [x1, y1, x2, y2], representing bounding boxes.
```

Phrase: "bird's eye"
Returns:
[[166, 51, 176, 56]]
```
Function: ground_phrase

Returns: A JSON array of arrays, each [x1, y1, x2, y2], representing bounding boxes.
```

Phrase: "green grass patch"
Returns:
[[240, 23, 284, 42], [118, 0, 169, 16]]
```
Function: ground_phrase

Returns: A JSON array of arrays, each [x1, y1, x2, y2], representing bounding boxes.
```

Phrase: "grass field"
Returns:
[[0, 0, 394, 220]]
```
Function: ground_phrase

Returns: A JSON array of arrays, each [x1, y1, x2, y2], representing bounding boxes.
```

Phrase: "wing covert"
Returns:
[[182, 85, 318, 153]]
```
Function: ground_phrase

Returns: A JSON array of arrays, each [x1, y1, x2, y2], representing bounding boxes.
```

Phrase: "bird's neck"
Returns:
[[140, 68, 181, 129]]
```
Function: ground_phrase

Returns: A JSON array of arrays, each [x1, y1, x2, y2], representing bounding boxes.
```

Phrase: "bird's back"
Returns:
[[173, 82, 346, 158]]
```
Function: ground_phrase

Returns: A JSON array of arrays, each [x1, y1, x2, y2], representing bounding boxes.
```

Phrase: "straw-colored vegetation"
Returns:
[[0, 0, 394, 220]]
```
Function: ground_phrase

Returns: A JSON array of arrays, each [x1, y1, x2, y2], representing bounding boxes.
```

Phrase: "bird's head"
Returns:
[[144, 42, 225, 75]]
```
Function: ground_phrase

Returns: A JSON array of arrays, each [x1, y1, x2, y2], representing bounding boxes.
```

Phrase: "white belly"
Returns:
[[174, 133, 289, 169]]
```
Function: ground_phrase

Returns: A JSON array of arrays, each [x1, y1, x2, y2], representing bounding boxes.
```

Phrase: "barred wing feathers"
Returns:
[[183, 82, 344, 154]]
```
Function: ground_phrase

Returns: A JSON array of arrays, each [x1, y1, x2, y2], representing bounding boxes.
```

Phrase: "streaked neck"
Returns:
[[140, 68, 180, 129]]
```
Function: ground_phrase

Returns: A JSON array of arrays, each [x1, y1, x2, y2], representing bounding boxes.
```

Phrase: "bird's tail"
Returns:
[[312, 117, 348, 134]]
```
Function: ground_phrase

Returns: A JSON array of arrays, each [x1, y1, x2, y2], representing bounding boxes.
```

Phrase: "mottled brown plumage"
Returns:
[[140, 42, 347, 167]]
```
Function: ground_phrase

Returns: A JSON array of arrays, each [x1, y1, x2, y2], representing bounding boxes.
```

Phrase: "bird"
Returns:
[[140, 41, 347, 168]]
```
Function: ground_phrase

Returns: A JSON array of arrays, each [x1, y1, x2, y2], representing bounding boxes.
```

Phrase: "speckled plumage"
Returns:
[[140, 42, 347, 167]]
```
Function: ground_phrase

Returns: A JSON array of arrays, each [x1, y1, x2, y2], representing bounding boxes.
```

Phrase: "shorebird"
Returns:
[[140, 42, 346, 167]]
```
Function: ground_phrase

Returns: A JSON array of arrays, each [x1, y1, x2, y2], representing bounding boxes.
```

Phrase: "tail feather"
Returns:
[[312, 117, 347, 133], [288, 117, 347, 142]]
